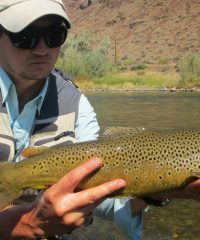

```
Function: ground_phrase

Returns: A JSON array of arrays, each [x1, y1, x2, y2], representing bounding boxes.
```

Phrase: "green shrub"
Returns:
[[137, 70, 145, 75], [177, 52, 200, 85], [56, 33, 113, 79], [123, 59, 134, 66], [118, 66, 128, 72], [130, 64, 147, 71], [158, 57, 169, 65]]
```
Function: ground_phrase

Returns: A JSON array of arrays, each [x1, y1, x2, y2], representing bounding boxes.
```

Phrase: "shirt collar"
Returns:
[[0, 66, 49, 113], [0, 67, 12, 104]]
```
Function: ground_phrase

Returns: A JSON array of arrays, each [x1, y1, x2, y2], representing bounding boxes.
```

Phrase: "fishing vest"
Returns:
[[0, 72, 81, 162]]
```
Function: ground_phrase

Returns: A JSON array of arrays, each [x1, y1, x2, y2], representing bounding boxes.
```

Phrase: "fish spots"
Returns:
[[37, 162, 44, 170], [102, 161, 109, 166], [70, 161, 75, 165], [115, 161, 119, 166], [144, 176, 148, 181], [155, 166, 159, 171], [124, 169, 129, 175], [135, 176, 139, 181], [112, 161, 119, 167], [102, 162, 112, 173], [167, 171, 172, 176], [158, 175, 163, 181], [134, 166, 138, 170], [123, 161, 127, 167], [19, 128, 200, 198], [159, 163, 164, 168]]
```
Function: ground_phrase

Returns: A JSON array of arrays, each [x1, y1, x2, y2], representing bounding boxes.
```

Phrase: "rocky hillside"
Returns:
[[63, 0, 200, 64]]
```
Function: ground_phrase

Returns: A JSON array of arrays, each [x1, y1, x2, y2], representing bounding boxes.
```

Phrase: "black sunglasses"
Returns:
[[1, 22, 68, 49]]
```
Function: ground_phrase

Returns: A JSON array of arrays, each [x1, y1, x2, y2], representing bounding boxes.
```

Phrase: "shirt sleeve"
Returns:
[[75, 94, 143, 239], [75, 94, 100, 142], [94, 199, 143, 240]]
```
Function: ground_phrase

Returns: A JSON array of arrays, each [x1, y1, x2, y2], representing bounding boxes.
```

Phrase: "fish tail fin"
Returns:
[[0, 162, 22, 209]]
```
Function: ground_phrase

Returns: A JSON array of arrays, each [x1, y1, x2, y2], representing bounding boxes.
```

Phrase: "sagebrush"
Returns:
[[56, 33, 113, 79]]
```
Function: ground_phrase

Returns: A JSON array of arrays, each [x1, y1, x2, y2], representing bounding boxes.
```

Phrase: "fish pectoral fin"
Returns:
[[22, 146, 49, 158], [99, 126, 145, 139]]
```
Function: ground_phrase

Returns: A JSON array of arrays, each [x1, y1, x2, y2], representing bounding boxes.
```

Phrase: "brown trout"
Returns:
[[0, 128, 200, 210]]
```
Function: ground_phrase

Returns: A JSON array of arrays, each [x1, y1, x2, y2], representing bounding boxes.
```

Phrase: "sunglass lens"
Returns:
[[45, 26, 67, 48], [9, 31, 38, 49]]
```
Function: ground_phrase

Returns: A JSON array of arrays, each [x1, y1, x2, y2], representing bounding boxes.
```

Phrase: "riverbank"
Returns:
[[82, 87, 200, 92], [74, 64, 200, 92]]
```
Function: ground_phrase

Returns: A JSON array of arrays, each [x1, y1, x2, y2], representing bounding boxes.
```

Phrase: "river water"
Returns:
[[68, 91, 200, 240]]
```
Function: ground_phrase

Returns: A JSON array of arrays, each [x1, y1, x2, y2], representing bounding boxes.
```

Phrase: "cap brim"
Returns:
[[0, 0, 71, 32]]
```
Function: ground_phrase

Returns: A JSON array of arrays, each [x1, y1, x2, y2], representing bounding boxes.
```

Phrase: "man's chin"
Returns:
[[23, 72, 51, 81], [27, 69, 53, 80], [28, 63, 53, 77]]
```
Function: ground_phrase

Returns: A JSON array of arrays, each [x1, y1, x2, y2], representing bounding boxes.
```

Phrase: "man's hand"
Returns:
[[166, 178, 200, 201], [0, 158, 126, 239], [130, 179, 200, 214]]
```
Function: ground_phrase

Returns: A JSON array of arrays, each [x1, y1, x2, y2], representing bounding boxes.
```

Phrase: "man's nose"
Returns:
[[32, 37, 49, 56]]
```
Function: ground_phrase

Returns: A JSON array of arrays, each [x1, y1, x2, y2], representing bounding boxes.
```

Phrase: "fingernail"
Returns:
[[111, 179, 126, 188], [91, 157, 102, 167], [118, 179, 126, 187]]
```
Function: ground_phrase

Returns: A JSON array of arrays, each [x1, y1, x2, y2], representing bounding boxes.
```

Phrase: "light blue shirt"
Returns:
[[0, 67, 99, 157], [0, 67, 142, 240]]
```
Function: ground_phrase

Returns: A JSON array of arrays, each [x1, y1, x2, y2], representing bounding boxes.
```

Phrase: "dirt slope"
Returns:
[[63, 0, 200, 64]]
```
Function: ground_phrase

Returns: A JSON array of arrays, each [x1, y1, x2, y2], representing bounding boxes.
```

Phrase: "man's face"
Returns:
[[0, 16, 63, 82]]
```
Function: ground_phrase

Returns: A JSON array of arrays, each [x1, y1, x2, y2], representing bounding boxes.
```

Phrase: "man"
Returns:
[[0, 1, 200, 240], [0, 0, 142, 239]]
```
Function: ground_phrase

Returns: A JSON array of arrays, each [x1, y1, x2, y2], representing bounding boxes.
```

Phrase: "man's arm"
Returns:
[[75, 94, 100, 142]]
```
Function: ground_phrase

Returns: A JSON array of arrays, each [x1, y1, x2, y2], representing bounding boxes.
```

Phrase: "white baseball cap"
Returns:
[[0, 0, 71, 33]]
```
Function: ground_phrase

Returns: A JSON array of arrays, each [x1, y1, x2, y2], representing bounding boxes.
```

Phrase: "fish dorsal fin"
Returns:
[[99, 126, 145, 139], [22, 146, 48, 158]]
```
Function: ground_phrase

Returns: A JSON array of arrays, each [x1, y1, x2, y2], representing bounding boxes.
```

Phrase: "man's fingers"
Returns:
[[52, 158, 103, 193], [184, 179, 200, 200], [29, 158, 126, 236], [58, 179, 126, 213], [186, 179, 200, 192]]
